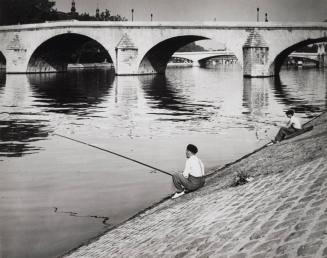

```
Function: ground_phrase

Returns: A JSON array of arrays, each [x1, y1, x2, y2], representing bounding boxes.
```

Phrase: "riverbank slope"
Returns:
[[65, 112, 327, 258]]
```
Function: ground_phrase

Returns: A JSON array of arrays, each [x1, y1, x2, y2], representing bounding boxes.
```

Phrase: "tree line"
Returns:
[[0, 0, 127, 25]]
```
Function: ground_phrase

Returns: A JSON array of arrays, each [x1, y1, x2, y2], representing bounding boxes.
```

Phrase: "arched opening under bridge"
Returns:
[[272, 38, 327, 76], [138, 35, 208, 74], [27, 33, 113, 73]]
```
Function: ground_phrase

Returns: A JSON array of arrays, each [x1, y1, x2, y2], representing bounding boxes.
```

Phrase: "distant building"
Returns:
[[71, 0, 76, 14], [96, 6, 100, 20]]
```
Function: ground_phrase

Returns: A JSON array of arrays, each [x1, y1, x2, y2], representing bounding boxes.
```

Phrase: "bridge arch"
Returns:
[[197, 55, 238, 66], [138, 35, 208, 74], [0, 51, 6, 70], [27, 33, 114, 73], [271, 37, 327, 75]]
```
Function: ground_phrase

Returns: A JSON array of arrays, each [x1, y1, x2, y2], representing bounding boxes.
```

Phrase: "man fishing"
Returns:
[[273, 109, 302, 143], [172, 144, 205, 199]]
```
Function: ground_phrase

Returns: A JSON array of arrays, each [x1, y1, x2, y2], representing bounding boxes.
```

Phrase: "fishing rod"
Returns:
[[53, 133, 173, 177]]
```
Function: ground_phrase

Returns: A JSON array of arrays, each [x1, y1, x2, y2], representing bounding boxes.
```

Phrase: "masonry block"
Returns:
[[243, 30, 271, 77], [5, 34, 28, 73], [115, 33, 139, 75]]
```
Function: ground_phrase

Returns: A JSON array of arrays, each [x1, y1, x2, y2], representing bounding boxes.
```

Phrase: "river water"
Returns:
[[0, 64, 326, 258]]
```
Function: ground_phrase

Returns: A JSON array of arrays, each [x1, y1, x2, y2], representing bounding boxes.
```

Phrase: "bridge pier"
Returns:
[[317, 54, 327, 67], [192, 61, 201, 67], [5, 35, 29, 73], [317, 43, 327, 67], [115, 34, 139, 75], [242, 30, 272, 77]]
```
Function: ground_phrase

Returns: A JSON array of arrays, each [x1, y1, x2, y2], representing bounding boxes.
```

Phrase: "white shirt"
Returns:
[[183, 155, 205, 178], [287, 116, 301, 129]]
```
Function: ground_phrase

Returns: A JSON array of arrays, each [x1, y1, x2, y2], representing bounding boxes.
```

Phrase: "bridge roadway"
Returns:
[[0, 21, 326, 77], [289, 52, 320, 63]]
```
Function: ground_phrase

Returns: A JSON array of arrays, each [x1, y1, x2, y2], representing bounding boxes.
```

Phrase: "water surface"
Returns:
[[0, 65, 326, 258]]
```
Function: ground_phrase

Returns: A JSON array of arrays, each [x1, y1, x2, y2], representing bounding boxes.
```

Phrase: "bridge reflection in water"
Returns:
[[0, 64, 326, 258]]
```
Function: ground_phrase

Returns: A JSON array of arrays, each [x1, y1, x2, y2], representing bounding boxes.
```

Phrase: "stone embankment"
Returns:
[[64, 112, 327, 258]]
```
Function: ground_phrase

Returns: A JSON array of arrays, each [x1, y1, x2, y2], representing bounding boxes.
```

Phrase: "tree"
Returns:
[[0, 0, 127, 25], [92, 9, 127, 21], [0, 0, 56, 25], [177, 42, 206, 52]]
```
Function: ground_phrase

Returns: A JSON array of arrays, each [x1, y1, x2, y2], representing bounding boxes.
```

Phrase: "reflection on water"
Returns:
[[273, 74, 322, 114], [0, 65, 326, 258], [0, 70, 115, 158], [0, 72, 5, 89], [243, 78, 269, 116], [28, 70, 115, 116], [140, 74, 214, 121], [0, 75, 49, 158], [0, 119, 48, 157], [275, 67, 327, 116]]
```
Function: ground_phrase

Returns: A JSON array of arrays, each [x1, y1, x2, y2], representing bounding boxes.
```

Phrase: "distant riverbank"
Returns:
[[67, 62, 113, 69]]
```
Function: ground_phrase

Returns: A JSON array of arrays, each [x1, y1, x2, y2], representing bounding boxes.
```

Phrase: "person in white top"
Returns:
[[172, 144, 205, 199], [274, 109, 302, 143]]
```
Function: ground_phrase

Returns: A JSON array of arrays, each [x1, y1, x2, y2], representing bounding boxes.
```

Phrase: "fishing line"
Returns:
[[53, 133, 173, 177]]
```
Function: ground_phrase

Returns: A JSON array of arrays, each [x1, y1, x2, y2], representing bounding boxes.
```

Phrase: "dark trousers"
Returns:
[[274, 127, 298, 142], [172, 173, 205, 193]]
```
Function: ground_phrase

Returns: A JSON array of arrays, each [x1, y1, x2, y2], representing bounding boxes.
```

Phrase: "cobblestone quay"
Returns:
[[64, 112, 327, 258]]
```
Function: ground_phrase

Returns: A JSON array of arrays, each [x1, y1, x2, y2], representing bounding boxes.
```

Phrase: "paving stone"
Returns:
[[261, 220, 278, 230], [307, 230, 327, 242], [250, 228, 270, 240], [313, 220, 327, 231], [323, 246, 327, 256], [312, 199, 326, 207], [196, 251, 216, 258], [212, 254, 228, 258], [297, 241, 323, 256], [274, 255, 289, 258], [197, 241, 213, 252], [299, 195, 317, 203], [174, 251, 189, 258], [306, 207, 321, 216], [253, 239, 281, 253], [238, 241, 259, 252], [285, 211, 303, 221], [276, 202, 294, 212], [297, 185, 307, 192], [229, 253, 247, 258], [274, 219, 299, 230], [292, 203, 308, 211], [295, 221, 312, 231], [266, 229, 289, 241], [285, 230, 307, 242], [276, 242, 299, 255], [252, 253, 267, 258], [220, 242, 237, 253], [304, 189, 321, 196]]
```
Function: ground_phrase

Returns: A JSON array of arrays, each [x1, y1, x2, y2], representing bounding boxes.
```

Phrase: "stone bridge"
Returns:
[[172, 51, 236, 66], [0, 21, 327, 77], [290, 52, 319, 61], [288, 51, 327, 66]]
